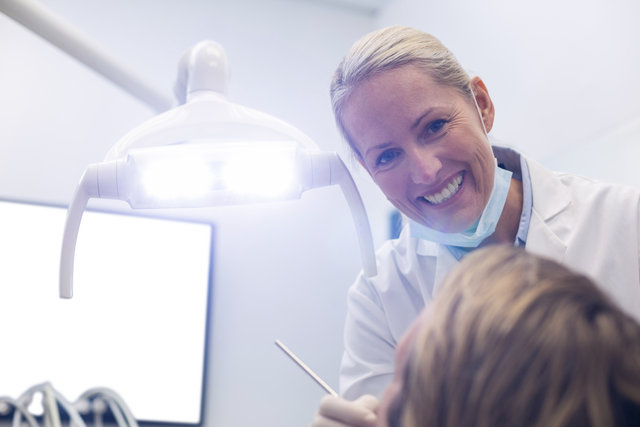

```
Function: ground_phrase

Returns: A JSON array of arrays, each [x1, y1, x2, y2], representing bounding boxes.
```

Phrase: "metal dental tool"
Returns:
[[275, 340, 339, 398]]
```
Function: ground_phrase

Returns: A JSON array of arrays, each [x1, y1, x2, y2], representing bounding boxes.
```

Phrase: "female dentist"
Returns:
[[311, 25, 640, 427]]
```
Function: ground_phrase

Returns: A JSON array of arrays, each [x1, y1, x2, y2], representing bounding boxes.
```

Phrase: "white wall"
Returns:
[[375, 0, 640, 164], [0, 2, 388, 427], [543, 114, 640, 186]]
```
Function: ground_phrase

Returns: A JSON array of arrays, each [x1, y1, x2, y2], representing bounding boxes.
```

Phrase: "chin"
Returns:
[[427, 214, 478, 234]]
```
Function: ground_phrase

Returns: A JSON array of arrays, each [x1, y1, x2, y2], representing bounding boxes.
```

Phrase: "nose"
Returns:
[[407, 148, 441, 185]]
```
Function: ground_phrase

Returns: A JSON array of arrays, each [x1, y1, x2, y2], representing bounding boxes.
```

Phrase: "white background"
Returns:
[[0, 1, 639, 426]]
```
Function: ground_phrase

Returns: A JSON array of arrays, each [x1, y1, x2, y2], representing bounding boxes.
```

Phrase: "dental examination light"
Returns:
[[59, 40, 377, 299]]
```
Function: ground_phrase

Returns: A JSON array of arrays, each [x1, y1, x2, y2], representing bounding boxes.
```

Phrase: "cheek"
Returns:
[[476, 157, 496, 201], [373, 171, 405, 199]]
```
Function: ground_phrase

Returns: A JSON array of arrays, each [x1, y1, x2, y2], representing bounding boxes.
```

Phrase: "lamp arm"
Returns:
[[0, 0, 173, 113]]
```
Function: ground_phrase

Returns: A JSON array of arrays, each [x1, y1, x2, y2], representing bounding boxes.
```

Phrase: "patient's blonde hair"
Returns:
[[399, 246, 640, 427], [330, 26, 472, 159]]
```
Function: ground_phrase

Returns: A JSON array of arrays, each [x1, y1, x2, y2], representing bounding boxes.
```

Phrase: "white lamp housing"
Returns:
[[59, 40, 377, 299]]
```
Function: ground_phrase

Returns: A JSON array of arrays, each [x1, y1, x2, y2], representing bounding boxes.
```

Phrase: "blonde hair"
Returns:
[[398, 246, 640, 427], [330, 26, 472, 159]]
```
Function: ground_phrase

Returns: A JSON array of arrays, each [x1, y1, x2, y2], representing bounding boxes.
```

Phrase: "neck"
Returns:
[[480, 177, 523, 247]]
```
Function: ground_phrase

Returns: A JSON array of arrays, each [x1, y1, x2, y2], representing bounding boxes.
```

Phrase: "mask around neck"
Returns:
[[408, 164, 512, 247]]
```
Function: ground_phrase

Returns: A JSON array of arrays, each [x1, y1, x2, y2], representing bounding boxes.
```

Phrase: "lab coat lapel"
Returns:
[[527, 210, 567, 263], [524, 156, 570, 263], [433, 244, 458, 296]]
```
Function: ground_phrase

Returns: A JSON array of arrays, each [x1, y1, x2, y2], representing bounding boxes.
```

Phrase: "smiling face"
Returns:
[[342, 66, 496, 233]]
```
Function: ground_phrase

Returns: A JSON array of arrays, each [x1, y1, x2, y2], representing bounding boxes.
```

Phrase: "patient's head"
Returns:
[[378, 246, 640, 427]]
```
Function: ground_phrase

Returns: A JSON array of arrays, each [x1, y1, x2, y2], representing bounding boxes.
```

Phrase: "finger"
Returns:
[[354, 395, 380, 412], [318, 395, 377, 427], [311, 412, 367, 427]]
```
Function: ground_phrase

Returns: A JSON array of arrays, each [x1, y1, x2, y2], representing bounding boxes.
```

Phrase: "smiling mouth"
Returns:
[[423, 172, 464, 205]]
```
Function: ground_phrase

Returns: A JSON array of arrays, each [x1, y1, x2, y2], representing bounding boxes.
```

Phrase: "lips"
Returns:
[[422, 172, 464, 205]]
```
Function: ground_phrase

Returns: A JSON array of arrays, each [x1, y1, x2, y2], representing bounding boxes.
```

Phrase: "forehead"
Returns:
[[345, 66, 442, 122], [341, 66, 465, 152]]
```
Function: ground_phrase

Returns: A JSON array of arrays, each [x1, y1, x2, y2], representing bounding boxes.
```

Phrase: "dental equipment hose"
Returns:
[[6, 383, 137, 427]]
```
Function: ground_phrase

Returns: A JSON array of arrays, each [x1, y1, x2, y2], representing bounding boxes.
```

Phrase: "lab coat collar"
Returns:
[[523, 155, 570, 264], [525, 155, 571, 221], [527, 209, 568, 264], [415, 236, 438, 256], [413, 235, 456, 295]]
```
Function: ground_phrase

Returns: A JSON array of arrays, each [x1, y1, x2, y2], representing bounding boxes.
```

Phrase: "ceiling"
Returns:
[[298, 0, 395, 15]]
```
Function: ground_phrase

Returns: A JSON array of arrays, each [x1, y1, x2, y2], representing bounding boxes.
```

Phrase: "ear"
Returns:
[[470, 76, 495, 133]]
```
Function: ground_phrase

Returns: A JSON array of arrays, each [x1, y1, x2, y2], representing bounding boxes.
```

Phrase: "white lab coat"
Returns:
[[340, 155, 640, 400]]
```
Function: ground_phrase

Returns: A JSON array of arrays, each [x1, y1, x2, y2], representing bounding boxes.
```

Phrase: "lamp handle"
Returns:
[[309, 152, 377, 277], [59, 164, 99, 298]]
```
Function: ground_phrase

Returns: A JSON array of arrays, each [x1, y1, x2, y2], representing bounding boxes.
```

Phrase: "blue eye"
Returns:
[[428, 119, 446, 134], [377, 150, 397, 165]]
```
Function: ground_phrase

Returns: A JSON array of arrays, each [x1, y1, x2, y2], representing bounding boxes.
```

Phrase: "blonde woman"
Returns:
[[331, 27, 640, 400], [320, 25, 640, 424], [315, 247, 640, 427]]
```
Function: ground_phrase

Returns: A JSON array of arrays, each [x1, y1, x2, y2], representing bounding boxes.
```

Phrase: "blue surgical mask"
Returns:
[[408, 82, 512, 248], [408, 162, 513, 247]]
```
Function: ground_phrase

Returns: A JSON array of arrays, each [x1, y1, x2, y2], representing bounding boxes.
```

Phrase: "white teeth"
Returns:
[[423, 173, 463, 205]]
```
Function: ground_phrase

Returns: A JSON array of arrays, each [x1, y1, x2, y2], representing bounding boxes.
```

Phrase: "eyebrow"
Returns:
[[362, 107, 437, 158], [364, 141, 393, 158], [411, 107, 436, 130]]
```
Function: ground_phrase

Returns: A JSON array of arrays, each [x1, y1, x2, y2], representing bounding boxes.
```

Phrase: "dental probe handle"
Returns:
[[275, 340, 339, 398]]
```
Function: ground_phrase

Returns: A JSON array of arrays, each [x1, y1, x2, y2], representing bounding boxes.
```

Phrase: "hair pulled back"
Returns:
[[330, 26, 472, 158]]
